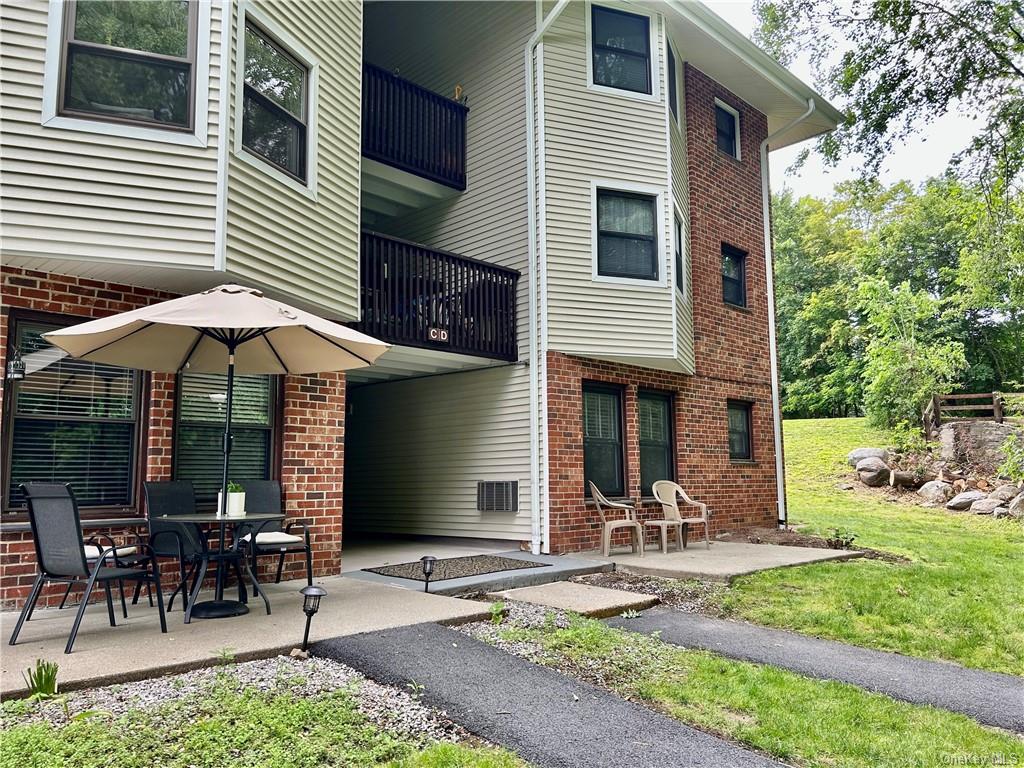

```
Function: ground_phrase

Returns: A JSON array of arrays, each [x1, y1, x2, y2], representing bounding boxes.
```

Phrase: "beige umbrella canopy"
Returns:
[[42, 284, 387, 620], [44, 284, 387, 374]]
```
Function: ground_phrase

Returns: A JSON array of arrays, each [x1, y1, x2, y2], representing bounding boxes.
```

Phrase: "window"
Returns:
[[5, 318, 139, 511], [242, 21, 309, 182], [591, 5, 651, 95], [667, 45, 678, 120], [674, 215, 685, 295], [596, 189, 658, 281], [727, 400, 753, 461], [60, 0, 197, 129], [583, 383, 624, 497], [715, 100, 740, 159], [722, 244, 747, 307], [639, 391, 673, 494], [174, 373, 275, 504]]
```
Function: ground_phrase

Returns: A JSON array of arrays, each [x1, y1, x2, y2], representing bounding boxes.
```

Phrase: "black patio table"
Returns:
[[160, 511, 285, 623]]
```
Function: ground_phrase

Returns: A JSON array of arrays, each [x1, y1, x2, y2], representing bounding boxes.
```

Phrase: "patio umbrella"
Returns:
[[43, 284, 389, 618]]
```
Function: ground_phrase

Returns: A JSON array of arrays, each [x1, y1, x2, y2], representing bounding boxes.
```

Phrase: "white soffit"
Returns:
[[650, 0, 845, 150]]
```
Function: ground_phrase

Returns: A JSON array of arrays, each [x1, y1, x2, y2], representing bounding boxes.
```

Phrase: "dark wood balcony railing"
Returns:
[[356, 231, 519, 362], [362, 62, 469, 190]]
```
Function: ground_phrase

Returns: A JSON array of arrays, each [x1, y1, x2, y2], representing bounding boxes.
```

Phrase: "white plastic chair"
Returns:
[[588, 482, 644, 557], [649, 481, 711, 552]]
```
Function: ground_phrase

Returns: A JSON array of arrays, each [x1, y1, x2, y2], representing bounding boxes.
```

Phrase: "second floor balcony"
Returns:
[[361, 63, 468, 220], [355, 231, 519, 362]]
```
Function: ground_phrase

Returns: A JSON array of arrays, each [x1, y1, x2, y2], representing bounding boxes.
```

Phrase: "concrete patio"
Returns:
[[578, 541, 863, 583], [0, 575, 488, 697]]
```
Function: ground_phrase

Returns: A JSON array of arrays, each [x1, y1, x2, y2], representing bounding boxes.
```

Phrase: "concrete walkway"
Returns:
[[1, 576, 487, 696], [607, 607, 1024, 733], [581, 541, 861, 583], [314, 623, 781, 768]]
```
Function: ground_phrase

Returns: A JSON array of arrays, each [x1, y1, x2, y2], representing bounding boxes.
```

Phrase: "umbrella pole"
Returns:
[[215, 348, 235, 603]]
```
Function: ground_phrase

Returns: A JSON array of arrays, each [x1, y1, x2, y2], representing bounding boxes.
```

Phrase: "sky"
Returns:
[[705, 1, 978, 200]]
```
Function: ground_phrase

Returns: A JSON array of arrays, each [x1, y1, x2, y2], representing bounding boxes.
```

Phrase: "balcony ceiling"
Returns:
[[361, 158, 461, 226], [346, 344, 515, 384]]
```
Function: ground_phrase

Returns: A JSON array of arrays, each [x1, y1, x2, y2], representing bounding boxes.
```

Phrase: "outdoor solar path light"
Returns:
[[300, 584, 327, 651], [420, 556, 437, 593]]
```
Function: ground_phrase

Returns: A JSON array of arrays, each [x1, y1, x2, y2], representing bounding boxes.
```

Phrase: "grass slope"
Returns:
[[722, 418, 1024, 674], [500, 617, 1024, 768]]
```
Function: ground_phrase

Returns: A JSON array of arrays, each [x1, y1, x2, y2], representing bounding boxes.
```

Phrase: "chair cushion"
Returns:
[[83, 545, 139, 560], [241, 531, 304, 546]]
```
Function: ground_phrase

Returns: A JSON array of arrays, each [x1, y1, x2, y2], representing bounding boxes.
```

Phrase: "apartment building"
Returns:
[[0, 0, 840, 606]]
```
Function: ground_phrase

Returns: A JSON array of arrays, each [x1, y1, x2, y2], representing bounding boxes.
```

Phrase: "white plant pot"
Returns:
[[218, 491, 246, 517]]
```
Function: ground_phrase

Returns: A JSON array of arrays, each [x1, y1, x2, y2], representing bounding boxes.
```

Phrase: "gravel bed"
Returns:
[[365, 554, 548, 582], [571, 571, 729, 614], [453, 600, 573, 661], [2, 655, 469, 745]]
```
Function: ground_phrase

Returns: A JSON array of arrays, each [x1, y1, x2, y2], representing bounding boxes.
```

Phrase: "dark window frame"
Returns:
[[667, 44, 678, 121], [722, 243, 747, 308], [1, 309, 146, 518], [674, 214, 685, 295], [590, 5, 652, 95], [727, 399, 754, 462], [58, 0, 199, 132], [172, 371, 283, 509], [715, 100, 740, 159], [596, 188, 659, 281], [638, 389, 675, 495], [582, 381, 627, 498], [241, 18, 310, 184]]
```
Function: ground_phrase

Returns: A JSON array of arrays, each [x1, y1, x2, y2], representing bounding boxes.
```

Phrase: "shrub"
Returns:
[[998, 434, 1024, 484]]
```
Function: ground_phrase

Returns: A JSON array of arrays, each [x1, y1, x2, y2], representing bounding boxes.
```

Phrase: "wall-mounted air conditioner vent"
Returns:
[[477, 481, 518, 513]]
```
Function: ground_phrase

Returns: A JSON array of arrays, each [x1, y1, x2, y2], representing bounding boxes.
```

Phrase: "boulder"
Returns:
[[946, 490, 988, 510], [988, 484, 1021, 503], [856, 456, 891, 487], [993, 506, 1011, 519], [970, 497, 1003, 515], [1008, 493, 1024, 520], [847, 447, 889, 468], [938, 421, 1024, 470], [918, 480, 953, 503]]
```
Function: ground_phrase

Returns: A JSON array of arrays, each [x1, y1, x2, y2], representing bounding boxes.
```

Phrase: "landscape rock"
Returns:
[[988, 484, 1021, 503], [918, 480, 954, 503], [993, 506, 1011, 519], [938, 421, 1023, 470], [1008, 493, 1024, 520], [946, 490, 988, 510], [847, 447, 889, 468], [856, 456, 891, 487], [969, 497, 1003, 515]]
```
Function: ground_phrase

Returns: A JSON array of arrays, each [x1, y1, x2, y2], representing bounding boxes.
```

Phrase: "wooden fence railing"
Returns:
[[923, 392, 1017, 438]]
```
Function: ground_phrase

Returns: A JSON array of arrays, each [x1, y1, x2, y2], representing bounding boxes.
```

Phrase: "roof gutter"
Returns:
[[525, 0, 571, 555], [760, 97, 816, 530]]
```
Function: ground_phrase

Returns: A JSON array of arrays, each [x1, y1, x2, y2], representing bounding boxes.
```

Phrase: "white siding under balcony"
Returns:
[[669, 65, 696, 373], [224, 0, 362, 320], [0, 0, 222, 273], [541, 0, 679, 369]]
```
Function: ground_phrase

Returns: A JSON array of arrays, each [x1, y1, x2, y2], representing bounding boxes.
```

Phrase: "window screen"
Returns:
[[597, 190, 658, 280], [667, 45, 677, 119], [639, 391, 673, 494], [6, 321, 138, 509], [722, 245, 747, 307], [727, 400, 753, 461], [583, 384, 624, 497], [591, 5, 651, 94], [715, 103, 739, 158]]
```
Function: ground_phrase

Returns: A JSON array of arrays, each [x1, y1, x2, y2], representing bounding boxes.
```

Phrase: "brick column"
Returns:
[[278, 372, 345, 580]]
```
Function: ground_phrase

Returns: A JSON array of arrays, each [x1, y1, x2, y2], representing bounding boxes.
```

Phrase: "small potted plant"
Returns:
[[218, 481, 246, 518]]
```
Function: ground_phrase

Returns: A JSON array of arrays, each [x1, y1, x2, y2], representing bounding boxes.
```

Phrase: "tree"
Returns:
[[754, 0, 1024, 185]]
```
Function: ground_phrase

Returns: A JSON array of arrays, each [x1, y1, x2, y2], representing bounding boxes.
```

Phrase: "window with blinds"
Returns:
[[174, 373, 275, 503], [596, 189, 658, 281], [6, 320, 139, 510], [583, 383, 624, 497], [639, 391, 674, 495]]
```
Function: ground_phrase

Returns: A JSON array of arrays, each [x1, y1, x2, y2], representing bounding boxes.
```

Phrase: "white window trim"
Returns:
[[667, 39, 683, 133], [591, 179, 667, 288], [673, 204, 687, 302], [714, 97, 741, 160], [41, 0, 212, 148], [585, 1, 661, 105], [233, 1, 319, 200]]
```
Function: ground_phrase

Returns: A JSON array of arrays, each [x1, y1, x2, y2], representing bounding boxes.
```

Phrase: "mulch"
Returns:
[[364, 554, 549, 582], [743, 527, 909, 563]]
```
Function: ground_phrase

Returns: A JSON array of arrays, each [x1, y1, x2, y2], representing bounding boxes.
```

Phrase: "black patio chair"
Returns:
[[54, 532, 153, 616], [9, 483, 166, 654], [143, 480, 211, 612], [239, 480, 313, 585]]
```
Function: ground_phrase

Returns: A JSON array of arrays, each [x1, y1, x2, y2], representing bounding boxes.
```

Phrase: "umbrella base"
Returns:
[[189, 599, 249, 619]]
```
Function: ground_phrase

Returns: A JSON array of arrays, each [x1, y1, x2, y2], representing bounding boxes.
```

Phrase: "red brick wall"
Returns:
[[545, 67, 781, 554], [0, 267, 346, 609]]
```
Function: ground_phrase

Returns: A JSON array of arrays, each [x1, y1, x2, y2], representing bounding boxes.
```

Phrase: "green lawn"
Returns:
[[721, 417, 1024, 675], [0, 676, 523, 768], [499, 616, 1024, 768]]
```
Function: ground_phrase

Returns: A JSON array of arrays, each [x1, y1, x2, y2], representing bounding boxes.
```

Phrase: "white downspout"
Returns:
[[760, 97, 815, 530], [526, 0, 571, 554]]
